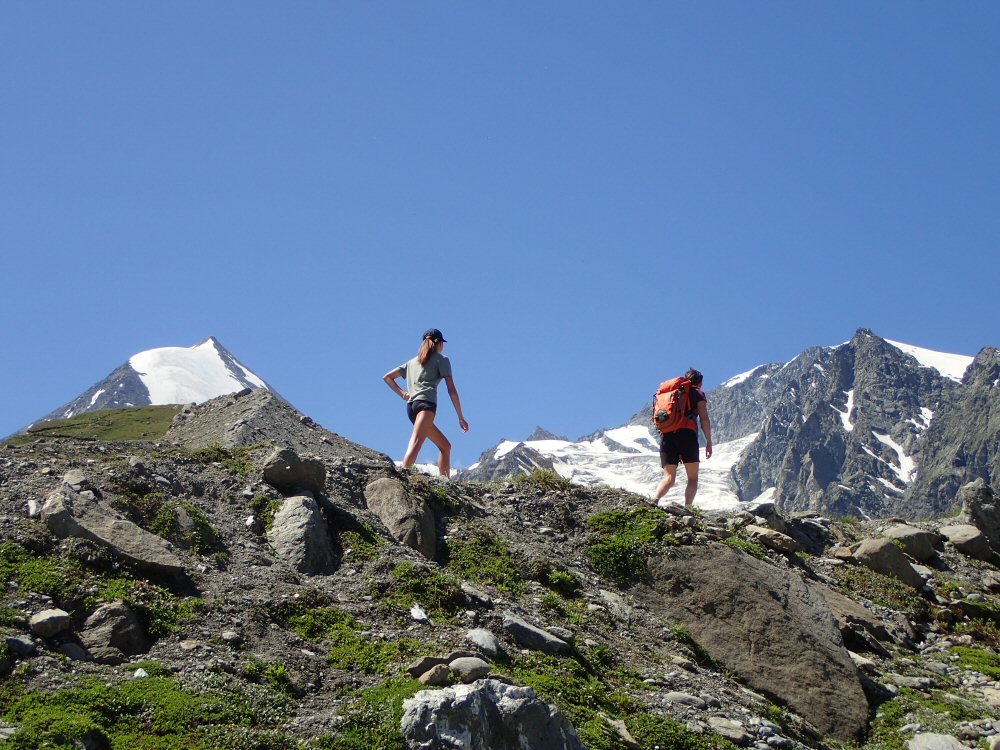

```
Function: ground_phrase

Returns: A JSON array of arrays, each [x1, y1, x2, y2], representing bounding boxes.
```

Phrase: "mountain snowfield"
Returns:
[[460, 337, 977, 511], [129, 338, 268, 405]]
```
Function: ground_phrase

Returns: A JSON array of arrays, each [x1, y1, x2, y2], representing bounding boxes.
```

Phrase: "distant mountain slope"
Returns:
[[32, 337, 271, 427], [460, 329, 997, 518]]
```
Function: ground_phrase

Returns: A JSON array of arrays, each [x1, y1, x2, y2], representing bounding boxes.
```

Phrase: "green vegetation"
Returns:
[[129, 660, 173, 678], [0, 671, 296, 750], [276, 595, 427, 675], [723, 534, 769, 560], [249, 494, 284, 531], [446, 529, 524, 595], [3, 406, 180, 446], [150, 500, 223, 556], [242, 656, 295, 696], [546, 569, 580, 597], [585, 507, 678, 586], [337, 521, 382, 563], [379, 562, 467, 621], [950, 645, 1000, 679], [540, 591, 568, 616], [312, 677, 423, 750], [669, 623, 715, 668], [0, 605, 26, 628], [0, 541, 79, 601], [833, 565, 930, 619], [627, 713, 739, 750], [190, 443, 267, 481], [91, 578, 202, 639], [510, 653, 732, 750], [862, 686, 991, 750], [512, 468, 572, 491]]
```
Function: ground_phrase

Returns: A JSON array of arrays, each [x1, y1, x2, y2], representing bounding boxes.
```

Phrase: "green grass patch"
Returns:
[[0, 605, 26, 628], [512, 468, 572, 491], [833, 565, 930, 618], [627, 713, 739, 750], [275, 596, 426, 675], [585, 507, 678, 586], [546, 569, 580, 597], [446, 529, 524, 595], [190, 444, 265, 481], [0, 671, 295, 750], [378, 562, 467, 621], [249, 494, 284, 532], [242, 656, 296, 696], [4, 406, 180, 446], [950, 645, 1000, 679], [150, 500, 223, 556], [337, 522, 382, 563], [723, 535, 769, 560], [91, 578, 202, 639], [312, 677, 422, 750], [0, 541, 81, 602]]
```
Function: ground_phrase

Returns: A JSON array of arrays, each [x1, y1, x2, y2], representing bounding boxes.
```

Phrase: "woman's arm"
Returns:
[[383, 367, 409, 401], [443, 375, 469, 432], [697, 400, 712, 458]]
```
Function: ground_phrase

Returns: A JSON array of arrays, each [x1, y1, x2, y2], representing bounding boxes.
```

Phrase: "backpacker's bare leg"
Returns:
[[654, 464, 678, 502], [682, 461, 700, 506]]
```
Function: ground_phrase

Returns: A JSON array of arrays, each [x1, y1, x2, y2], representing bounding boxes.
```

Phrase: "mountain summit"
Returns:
[[34, 337, 271, 426]]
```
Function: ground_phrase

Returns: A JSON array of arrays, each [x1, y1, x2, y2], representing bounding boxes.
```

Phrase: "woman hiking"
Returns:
[[383, 328, 469, 478]]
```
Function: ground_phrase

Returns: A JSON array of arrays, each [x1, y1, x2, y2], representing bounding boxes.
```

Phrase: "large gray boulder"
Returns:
[[401, 679, 584, 750], [940, 524, 994, 561], [42, 480, 186, 577], [267, 493, 335, 575], [78, 601, 148, 665], [363, 478, 436, 560], [882, 524, 938, 562], [639, 543, 868, 741], [263, 448, 327, 496], [853, 538, 925, 589], [959, 480, 1000, 554]]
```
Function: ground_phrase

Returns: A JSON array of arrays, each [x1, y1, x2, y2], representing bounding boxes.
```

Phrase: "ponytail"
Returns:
[[417, 337, 437, 366]]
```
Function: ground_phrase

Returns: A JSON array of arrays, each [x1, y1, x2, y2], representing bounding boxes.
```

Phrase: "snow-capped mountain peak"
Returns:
[[129, 337, 268, 405], [32, 337, 271, 427]]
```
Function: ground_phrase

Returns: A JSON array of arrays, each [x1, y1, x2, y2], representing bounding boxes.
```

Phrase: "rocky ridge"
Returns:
[[3, 391, 1000, 748]]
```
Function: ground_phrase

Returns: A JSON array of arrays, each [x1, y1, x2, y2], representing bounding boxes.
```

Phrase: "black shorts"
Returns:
[[659, 429, 700, 467], [406, 399, 437, 424]]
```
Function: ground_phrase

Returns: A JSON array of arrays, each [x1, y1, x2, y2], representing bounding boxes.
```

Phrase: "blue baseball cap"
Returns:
[[422, 328, 446, 343]]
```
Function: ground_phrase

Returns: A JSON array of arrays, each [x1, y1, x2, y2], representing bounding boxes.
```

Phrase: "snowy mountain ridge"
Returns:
[[459, 330, 997, 518], [30, 337, 271, 428]]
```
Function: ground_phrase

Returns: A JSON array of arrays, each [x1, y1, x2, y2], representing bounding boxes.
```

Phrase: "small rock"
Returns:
[[908, 734, 968, 750], [133, 668, 149, 679], [406, 656, 447, 678], [221, 631, 241, 644], [29, 608, 72, 638], [466, 628, 500, 657], [665, 691, 707, 708], [419, 664, 452, 686], [449, 656, 491, 683]]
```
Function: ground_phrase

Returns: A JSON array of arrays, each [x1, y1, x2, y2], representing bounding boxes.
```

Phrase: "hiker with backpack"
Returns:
[[652, 368, 712, 507], [383, 328, 469, 478]]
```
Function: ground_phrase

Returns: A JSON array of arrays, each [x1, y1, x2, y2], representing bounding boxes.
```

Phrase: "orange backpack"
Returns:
[[652, 377, 694, 434]]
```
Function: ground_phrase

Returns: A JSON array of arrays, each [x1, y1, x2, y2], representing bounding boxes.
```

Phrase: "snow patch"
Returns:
[[832, 390, 855, 432], [885, 339, 974, 383], [908, 407, 934, 431], [873, 432, 916, 484], [722, 366, 763, 388], [129, 339, 269, 405], [494, 441, 521, 461], [89, 389, 105, 407]]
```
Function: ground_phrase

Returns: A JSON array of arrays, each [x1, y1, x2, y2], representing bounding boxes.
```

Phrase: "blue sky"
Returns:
[[2, 3, 998, 466]]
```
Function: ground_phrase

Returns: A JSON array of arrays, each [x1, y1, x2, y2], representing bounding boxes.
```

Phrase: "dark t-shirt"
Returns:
[[682, 388, 706, 432]]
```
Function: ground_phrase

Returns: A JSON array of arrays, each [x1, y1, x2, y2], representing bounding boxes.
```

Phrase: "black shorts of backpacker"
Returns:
[[659, 429, 700, 466], [406, 399, 437, 424]]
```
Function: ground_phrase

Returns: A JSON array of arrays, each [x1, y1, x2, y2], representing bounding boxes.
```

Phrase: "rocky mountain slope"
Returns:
[[4, 391, 1000, 749], [31, 337, 270, 428], [462, 330, 999, 520]]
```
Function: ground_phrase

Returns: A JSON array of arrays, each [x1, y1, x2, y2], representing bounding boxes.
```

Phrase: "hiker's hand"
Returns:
[[459, 418, 469, 433], [401, 391, 410, 401], [705, 441, 713, 459]]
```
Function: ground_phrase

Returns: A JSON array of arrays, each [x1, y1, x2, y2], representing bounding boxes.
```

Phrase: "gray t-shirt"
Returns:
[[400, 352, 452, 405]]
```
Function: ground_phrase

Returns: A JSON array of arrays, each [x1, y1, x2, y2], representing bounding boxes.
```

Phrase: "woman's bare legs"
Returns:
[[402, 410, 452, 477]]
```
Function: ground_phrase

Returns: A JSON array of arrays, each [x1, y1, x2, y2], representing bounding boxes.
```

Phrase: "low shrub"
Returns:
[[312, 677, 422, 750], [585, 508, 677, 586], [512, 468, 572, 491], [446, 530, 524, 595]]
